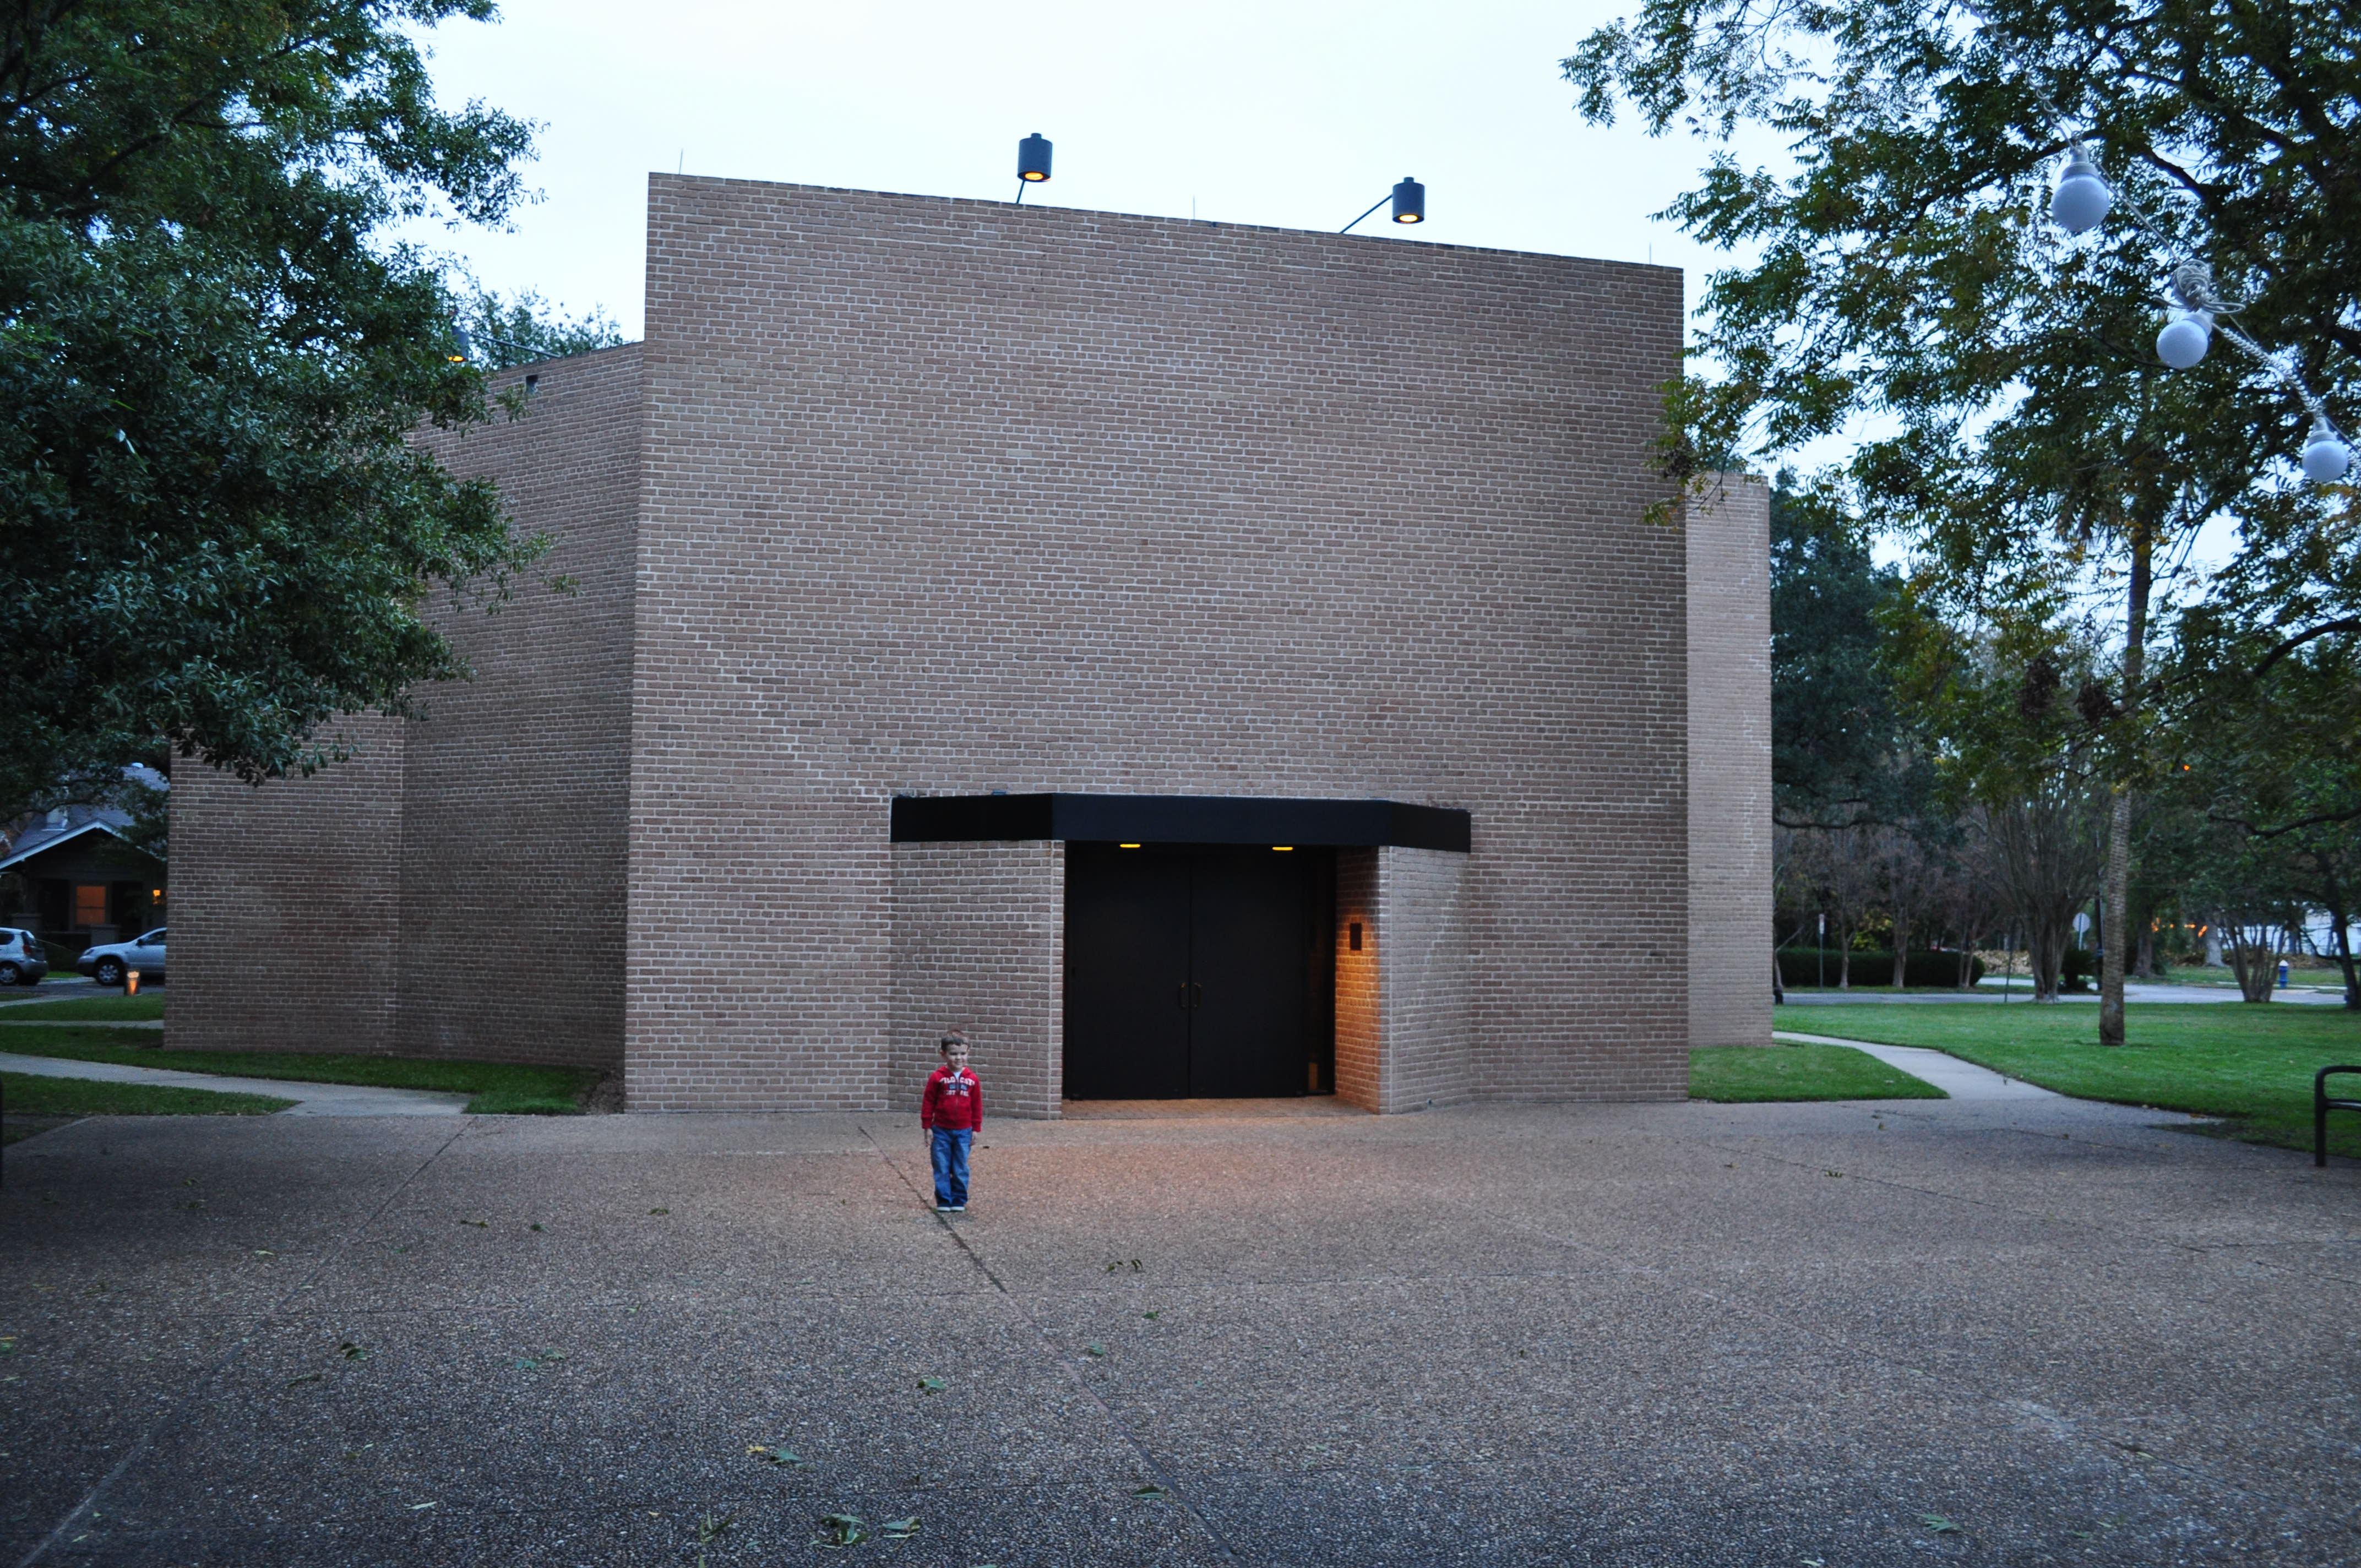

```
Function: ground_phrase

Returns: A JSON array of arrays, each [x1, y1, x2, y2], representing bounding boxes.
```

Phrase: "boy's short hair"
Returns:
[[938, 1028, 970, 1053]]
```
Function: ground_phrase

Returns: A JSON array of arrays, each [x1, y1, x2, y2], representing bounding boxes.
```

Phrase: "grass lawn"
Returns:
[[1776, 1002, 2361, 1159], [0, 994, 166, 1021], [1690, 1043, 1947, 1103], [0, 1025, 598, 1114], [2, 1071, 295, 1127]]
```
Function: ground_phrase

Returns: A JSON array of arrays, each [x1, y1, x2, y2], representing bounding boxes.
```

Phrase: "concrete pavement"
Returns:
[[1771, 1031, 2063, 1099], [4, 1091, 2355, 1566], [0, 1053, 471, 1116]]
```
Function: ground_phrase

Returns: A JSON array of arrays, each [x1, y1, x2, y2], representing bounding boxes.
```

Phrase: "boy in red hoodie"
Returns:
[[920, 1030, 982, 1213]]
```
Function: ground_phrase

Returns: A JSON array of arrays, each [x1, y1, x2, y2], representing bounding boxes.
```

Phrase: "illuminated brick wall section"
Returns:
[[400, 345, 640, 1071], [628, 176, 1690, 1111], [1685, 475, 1774, 1048], [167, 719, 405, 1055], [886, 841, 1064, 1121]]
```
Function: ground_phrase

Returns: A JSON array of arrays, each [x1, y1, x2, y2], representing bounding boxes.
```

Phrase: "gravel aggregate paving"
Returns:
[[1, 1091, 2355, 1565]]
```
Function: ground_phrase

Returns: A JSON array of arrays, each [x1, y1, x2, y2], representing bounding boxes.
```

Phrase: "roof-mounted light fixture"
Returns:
[[1015, 133, 1052, 203], [1342, 177, 1424, 233]]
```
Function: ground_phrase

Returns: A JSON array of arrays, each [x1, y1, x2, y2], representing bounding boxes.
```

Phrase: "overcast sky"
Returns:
[[397, 0, 1785, 341]]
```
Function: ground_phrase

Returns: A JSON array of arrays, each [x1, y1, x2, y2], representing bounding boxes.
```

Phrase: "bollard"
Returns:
[[126, 970, 139, 995]]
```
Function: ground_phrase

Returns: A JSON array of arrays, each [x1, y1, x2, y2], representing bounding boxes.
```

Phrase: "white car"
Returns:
[[0, 928, 47, 986], [79, 928, 165, 988]]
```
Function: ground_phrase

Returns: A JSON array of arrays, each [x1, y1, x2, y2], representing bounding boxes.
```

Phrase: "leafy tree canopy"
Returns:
[[0, 1, 556, 818], [1770, 479, 1924, 826]]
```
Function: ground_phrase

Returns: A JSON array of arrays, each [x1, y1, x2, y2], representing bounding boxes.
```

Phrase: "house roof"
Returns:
[[0, 815, 138, 874]]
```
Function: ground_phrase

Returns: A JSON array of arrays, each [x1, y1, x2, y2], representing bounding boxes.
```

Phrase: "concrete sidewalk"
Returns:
[[1772, 1030, 2064, 1100], [0, 1052, 470, 1115]]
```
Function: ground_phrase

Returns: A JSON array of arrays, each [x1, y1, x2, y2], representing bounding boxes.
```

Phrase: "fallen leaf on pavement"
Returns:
[[1922, 1514, 1961, 1534], [917, 1375, 946, 1393], [814, 1513, 867, 1548], [1132, 1484, 1169, 1500], [880, 1516, 920, 1539], [285, 1372, 323, 1386], [1084, 1344, 1106, 1358]]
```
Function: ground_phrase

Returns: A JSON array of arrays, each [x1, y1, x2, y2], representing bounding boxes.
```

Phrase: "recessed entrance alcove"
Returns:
[[888, 794, 1472, 1117]]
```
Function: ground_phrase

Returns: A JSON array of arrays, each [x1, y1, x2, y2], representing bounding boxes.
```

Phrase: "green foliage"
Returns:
[[0, 1070, 293, 1117], [1786, 1003, 2361, 1159], [1777, 948, 1985, 989], [456, 286, 625, 369], [1771, 482, 1924, 825], [1689, 1043, 1946, 1102], [0, 1025, 599, 1112], [0, 1, 549, 820]]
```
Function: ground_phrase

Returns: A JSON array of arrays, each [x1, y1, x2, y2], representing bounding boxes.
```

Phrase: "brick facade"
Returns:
[[1685, 476, 1774, 1047], [170, 176, 1772, 1112], [168, 345, 642, 1073]]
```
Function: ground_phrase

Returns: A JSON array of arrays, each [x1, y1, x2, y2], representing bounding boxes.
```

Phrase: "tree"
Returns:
[[1565, 1, 2361, 1046], [1770, 480, 1925, 827], [0, 1, 553, 822], [457, 283, 625, 370]]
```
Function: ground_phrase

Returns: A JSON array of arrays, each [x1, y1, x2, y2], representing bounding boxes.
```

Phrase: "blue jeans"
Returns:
[[929, 1128, 972, 1208]]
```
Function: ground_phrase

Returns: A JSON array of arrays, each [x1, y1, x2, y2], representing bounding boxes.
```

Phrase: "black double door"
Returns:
[[1064, 845, 1334, 1099]]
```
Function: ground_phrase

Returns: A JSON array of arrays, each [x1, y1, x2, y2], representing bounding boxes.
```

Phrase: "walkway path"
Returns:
[[0, 1052, 469, 1116], [1772, 1030, 2063, 1101]]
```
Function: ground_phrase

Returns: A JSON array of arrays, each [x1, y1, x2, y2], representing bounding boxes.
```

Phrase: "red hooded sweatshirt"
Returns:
[[921, 1065, 982, 1133]]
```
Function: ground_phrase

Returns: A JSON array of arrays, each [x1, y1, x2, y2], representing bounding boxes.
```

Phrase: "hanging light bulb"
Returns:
[[2303, 418, 2352, 483], [2156, 310, 2212, 369], [2049, 143, 2112, 235]]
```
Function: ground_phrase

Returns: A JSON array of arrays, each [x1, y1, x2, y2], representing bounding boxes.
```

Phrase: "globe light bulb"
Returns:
[[2303, 421, 2352, 483], [2156, 311, 2212, 370], [2049, 146, 2112, 235]]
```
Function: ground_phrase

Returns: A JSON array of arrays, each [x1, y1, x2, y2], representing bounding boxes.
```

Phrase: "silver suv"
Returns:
[[79, 928, 165, 988], [0, 928, 46, 986]]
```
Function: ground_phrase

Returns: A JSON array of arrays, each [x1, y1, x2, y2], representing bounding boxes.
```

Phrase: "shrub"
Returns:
[[1777, 948, 1986, 988], [2061, 946, 2095, 992]]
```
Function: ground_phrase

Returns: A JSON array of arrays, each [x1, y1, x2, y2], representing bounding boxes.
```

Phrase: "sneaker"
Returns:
[[946, 1205, 966, 1213]]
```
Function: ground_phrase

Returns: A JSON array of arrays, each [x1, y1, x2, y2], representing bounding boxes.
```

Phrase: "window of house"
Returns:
[[74, 884, 107, 927]]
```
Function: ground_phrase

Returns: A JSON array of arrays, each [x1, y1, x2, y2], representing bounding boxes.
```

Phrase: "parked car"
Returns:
[[78, 928, 165, 988], [0, 928, 46, 986]]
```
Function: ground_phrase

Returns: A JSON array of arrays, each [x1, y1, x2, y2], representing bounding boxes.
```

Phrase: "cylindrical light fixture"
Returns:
[[2049, 143, 2111, 235], [1018, 133, 1052, 184], [1391, 177, 1425, 224]]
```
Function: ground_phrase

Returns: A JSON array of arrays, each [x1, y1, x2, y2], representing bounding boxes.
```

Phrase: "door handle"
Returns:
[[1193, 982, 1204, 1009], [1178, 983, 1189, 1009]]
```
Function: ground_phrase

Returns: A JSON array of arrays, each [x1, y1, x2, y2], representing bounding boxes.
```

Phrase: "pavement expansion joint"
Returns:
[[855, 1120, 1241, 1561]]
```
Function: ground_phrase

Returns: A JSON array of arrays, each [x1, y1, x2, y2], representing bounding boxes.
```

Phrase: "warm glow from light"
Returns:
[[1394, 213, 1421, 223], [1021, 170, 1047, 181], [1119, 843, 1141, 849], [1271, 845, 1294, 852]]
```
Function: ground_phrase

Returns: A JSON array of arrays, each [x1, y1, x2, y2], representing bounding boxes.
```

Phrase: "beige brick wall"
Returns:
[[888, 840, 1064, 1121], [627, 176, 1689, 1110], [168, 347, 641, 1072], [1686, 474, 1774, 1047], [168, 717, 405, 1054]]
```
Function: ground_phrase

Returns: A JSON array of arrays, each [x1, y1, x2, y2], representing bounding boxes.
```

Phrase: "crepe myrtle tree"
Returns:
[[0, 1, 576, 823], [1565, 0, 2359, 1045]]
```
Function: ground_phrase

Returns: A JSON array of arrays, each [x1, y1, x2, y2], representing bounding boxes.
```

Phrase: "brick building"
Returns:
[[170, 176, 1770, 1113]]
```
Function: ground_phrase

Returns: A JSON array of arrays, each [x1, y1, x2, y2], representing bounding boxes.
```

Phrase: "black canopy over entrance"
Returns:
[[890, 792, 1470, 852]]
